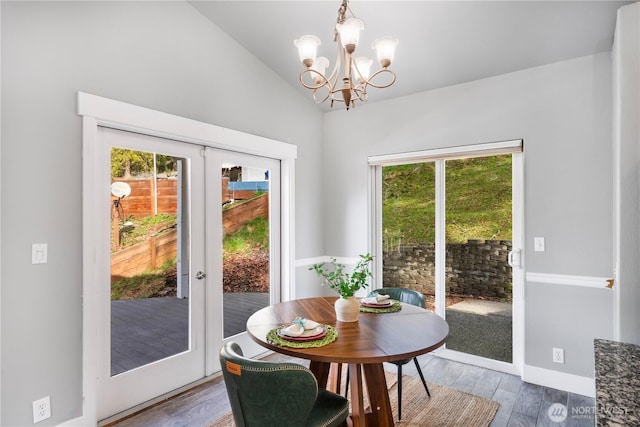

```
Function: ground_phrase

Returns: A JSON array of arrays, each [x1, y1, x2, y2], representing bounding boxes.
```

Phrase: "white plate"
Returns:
[[280, 325, 325, 338], [361, 300, 393, 307], [277, 326, 327, 341]]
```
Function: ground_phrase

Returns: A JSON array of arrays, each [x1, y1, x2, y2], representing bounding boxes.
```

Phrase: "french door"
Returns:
[[94, 128, 280, 420], [370, 140, 524, 374], [80, 92, 296, 425]]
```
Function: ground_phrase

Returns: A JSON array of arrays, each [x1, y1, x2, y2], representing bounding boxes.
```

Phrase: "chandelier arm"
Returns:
[[329, 87, 345, 102], [326, 33, 343, 90], [359, 68, 397, 90], [350, 86, 367, 103], [299, 69, 332, 91], [328, 85, 365, 103], [312, 88, 332, 105]]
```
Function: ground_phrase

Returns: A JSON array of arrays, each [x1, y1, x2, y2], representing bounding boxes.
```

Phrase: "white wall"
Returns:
[[324, 53, 614, 382], [1, 1, 633, 423], [0, 1, 323, 425], [613, 2, 640, 346]]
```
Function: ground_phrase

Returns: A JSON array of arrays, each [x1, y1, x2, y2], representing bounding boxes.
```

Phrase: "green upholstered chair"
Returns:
[[346, 287, 431, 421], [220, 342, 349, 427]]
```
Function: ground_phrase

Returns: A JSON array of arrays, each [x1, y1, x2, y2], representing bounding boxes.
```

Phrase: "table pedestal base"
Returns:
[[309, 361, 394, 427]]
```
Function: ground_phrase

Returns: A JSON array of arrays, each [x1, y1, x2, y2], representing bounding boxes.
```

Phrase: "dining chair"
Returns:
[[346, 287, 431, 421], [220, 341, 350, 427]]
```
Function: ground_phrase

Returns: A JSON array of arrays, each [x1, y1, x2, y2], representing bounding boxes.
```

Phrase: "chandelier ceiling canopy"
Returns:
[[294, 0, 398, 111]]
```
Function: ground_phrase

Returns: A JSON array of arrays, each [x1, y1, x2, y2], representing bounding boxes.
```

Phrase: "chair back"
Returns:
[[219, 342, 319, 427], [374, 287, 426, 308]]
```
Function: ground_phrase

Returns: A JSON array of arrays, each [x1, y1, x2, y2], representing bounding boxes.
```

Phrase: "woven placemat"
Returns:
[[359, 299, 402, 313], [266, 325, 338, 348]]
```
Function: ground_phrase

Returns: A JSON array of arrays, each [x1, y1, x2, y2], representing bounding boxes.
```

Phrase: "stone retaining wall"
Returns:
[[383, 239, 512, 300]]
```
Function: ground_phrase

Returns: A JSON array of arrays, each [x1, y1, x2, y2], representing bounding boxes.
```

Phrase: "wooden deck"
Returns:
[[111, 292, 269, 375]]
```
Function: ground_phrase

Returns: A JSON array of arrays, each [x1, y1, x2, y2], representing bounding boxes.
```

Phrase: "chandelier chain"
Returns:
[[334, 0, 348, 42]]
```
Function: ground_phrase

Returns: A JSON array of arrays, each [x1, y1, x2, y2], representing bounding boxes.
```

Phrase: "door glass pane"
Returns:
[[110, 148, 189, 376], [381, 163, 437, 311], [222, 164, 271, 338], [444, 155, 513, 362]]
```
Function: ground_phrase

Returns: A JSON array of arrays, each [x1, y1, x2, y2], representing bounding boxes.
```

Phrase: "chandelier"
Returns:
[[294, 0, 398, 110]]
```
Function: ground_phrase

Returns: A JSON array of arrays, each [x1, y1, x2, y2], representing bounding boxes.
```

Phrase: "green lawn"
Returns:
[[383, 155, 512, 245]]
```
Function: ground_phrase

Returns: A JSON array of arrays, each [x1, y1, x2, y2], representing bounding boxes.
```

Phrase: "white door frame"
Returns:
[[78, 92, 297, 425], [368, 140, 524, 376]]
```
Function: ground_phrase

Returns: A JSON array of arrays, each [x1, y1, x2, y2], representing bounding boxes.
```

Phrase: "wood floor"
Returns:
[[107, 351, 595, 427]]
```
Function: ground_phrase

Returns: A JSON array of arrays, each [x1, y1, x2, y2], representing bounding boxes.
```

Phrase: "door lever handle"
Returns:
[[195, 271, 206, 280], [508, 249, 521, 268]]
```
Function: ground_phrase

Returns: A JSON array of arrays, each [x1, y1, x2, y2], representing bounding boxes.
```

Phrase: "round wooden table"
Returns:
[[246, 296, 449, 427]]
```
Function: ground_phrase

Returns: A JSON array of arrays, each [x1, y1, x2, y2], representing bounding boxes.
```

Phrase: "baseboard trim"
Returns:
[[522, 364, 594, 397], [56, 416, 84, 427]]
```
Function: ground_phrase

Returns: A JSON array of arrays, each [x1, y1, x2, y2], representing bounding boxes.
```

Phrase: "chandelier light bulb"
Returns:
[[353, 57, 372, 82], [336, 18, 364, 53], [372, 37, 399, 68], [294, 35, 321, 67], [311, 56, 330, 83]]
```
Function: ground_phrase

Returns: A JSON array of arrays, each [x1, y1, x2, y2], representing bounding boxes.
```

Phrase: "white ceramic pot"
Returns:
[[334, 296, 360, 322]]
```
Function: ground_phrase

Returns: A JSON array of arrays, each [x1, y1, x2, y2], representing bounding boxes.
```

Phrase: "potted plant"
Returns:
[[310, 253, 373, 322]]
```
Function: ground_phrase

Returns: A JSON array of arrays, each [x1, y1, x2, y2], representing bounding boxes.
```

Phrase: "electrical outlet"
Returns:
[[31, 243, 48, 264], [552, 347, 564, 364], [32, 396, 51, 423]]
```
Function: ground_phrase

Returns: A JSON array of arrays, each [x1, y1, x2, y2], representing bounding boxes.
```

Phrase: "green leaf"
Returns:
[[309, 253, 373, 298]]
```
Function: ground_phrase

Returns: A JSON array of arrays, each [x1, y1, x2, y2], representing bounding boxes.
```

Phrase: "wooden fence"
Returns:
[[111, 178, 177, 218], [111, 177, 265, 218], [111, 229, 177, 283], [111, 193, 269, 282], [223, 193, 268, 234]]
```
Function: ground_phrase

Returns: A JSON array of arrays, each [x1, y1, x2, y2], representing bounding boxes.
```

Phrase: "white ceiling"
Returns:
[[189, 0, 633, 112]]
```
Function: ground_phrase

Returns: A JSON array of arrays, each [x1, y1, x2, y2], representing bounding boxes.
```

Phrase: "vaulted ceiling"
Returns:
[[190, 1, 633, 111]]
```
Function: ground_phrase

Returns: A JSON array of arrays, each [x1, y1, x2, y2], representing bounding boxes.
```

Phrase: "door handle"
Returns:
[[195, 271, 206, 280], [508, 249, 521, 268]]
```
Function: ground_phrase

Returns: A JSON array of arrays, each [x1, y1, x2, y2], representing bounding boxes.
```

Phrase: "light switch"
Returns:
[[534, 237, 545, 252], [32, 243, 48, 264]]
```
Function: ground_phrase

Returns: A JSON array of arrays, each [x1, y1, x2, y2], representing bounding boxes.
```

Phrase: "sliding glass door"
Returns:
[[371, 141, 523, 373]]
